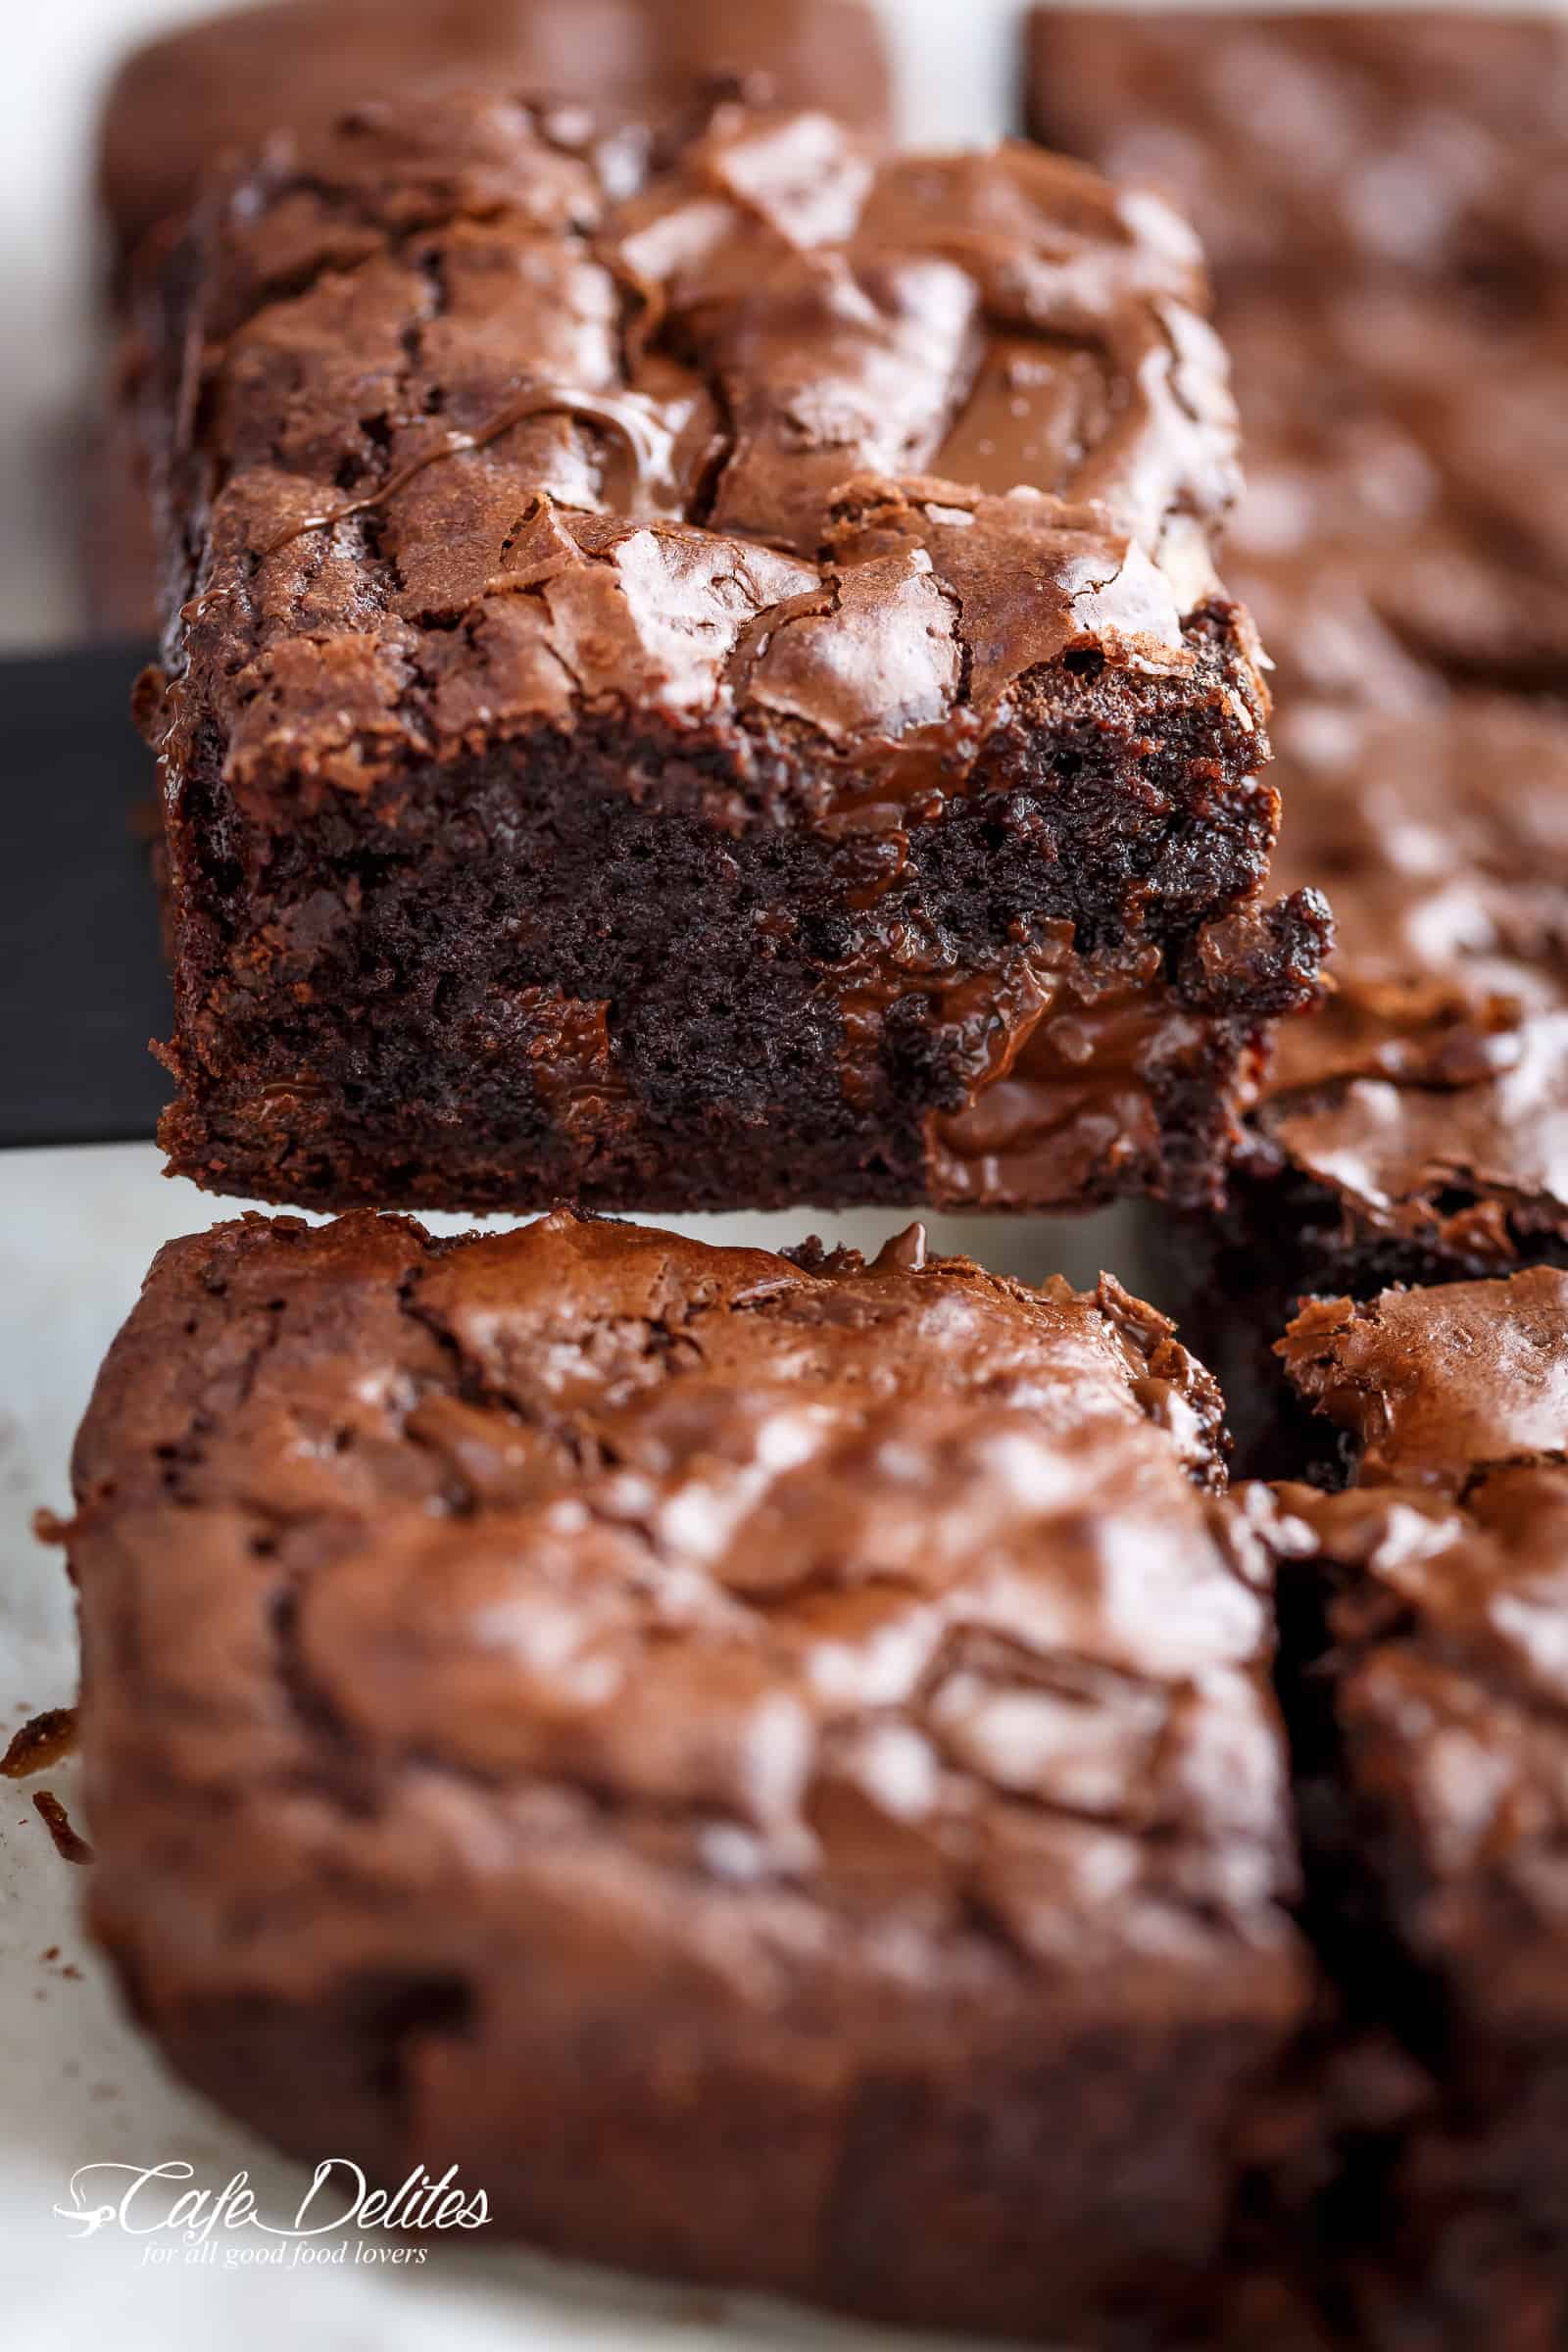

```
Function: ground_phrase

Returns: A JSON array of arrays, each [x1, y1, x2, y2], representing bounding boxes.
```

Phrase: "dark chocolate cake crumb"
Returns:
[[3, 1708, 79, 1780], [33, 1791, 95, 1867]]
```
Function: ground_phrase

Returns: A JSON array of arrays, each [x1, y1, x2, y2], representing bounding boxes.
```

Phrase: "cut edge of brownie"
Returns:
[[150, 623, 1322, 1214]]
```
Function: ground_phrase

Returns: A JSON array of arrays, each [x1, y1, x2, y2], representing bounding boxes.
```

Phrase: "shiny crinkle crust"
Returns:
[[136, 94, 1252, 803], [1254, 1269, 1568, 2336], [1026, 8, 1568, 287], [66, 1209, 1309, 2336]]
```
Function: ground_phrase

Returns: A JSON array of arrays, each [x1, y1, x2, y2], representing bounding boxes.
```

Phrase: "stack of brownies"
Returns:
[[49, 4, 1568, 2345]]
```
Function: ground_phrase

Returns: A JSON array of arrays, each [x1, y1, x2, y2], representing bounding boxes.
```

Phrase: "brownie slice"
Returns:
[[1223, 280, 1568, 701], [64, 1207, 1315, 2342], [131, 93, 1323, 1216], [98, 0, 894, 266], [1025, 9, 1568, 291], [1257, 698, 1568, 1273], [1256, 1271, 1568, 2344], [1147, 695, 1568, 1474]]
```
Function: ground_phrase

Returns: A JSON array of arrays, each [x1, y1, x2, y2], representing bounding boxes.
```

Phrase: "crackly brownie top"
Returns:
[[1223, 279, 1568, 696], [1270, 696, 1568, 1094], [1278, 1268, 1568, 1492], [70, 1209, 1304, 2017], [1252, 697, 1568, 1258], [1027, 8, 1568, 285], [1262, 1269, 1568, 2031], [137, 92, 1258, 808], [99, 0, 893, 261]]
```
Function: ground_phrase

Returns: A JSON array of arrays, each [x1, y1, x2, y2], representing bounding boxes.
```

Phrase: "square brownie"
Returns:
[[64, 1207, 1316, 2342], [132, 92, 1324, 1214], [1146, 693, 1568, 1474], [1260, 1270, 1568, 2343], [1025, 9, 1568, 292], [1255, 697, 1568, 1274]]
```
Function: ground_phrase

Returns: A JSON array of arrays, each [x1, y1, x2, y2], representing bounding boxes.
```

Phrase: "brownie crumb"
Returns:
[[2, 1707, 79, 1779], [32, 1790, 94, 1866]]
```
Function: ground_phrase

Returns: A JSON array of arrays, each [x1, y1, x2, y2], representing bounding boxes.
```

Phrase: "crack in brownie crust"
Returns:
[[64, 1208, 1314, 2341], [131, 93, 1323, 1213], [91, 0, 894, 639]]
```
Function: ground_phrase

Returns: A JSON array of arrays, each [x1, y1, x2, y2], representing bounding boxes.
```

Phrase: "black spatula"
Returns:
[[1, 644, 172, 1148]]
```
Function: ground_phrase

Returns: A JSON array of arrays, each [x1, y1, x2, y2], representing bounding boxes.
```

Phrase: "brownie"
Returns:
[[1025, 9, 1568, 292], [1259, 697, 1568, 1239], [98, 0, 894, 266], [1147, 694, 1568, 1474], [1255, 1270, 1568, 2344], [1025, 14, 1568, 706], [130, 93, 1324, 1217], [1223, 281, 1568, 701], [90, 0, 893, 644], [63, 1206, 1316, 2342]]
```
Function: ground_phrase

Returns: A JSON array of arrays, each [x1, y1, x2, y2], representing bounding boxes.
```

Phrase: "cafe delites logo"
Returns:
[[54, 2157, 490, 2269]]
